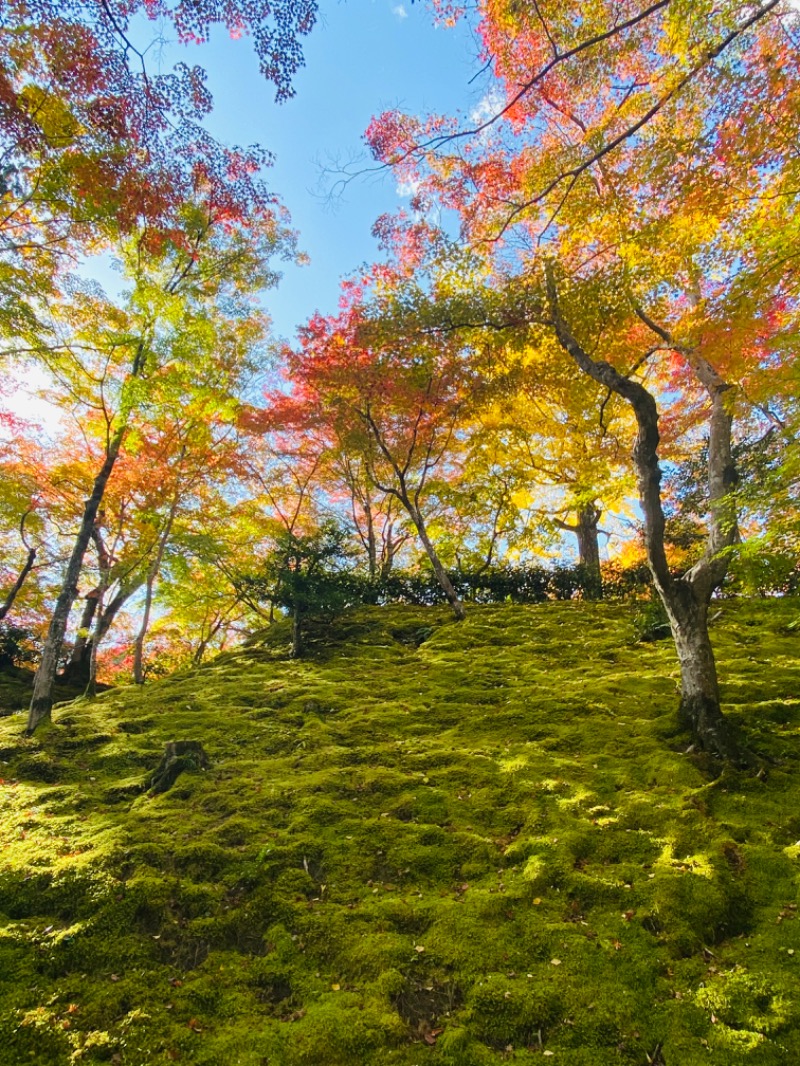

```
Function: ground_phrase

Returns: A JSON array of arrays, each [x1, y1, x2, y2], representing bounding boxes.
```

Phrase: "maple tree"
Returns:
[[328, 451, 411, 580], [0, 0, 327, 702], [365, 1, 800, 759], [23, 199, 290, 730], [0, 398, 86, 639], [0, 0, 316, 341], [351, 232, 637, 583], [458, 335, 637, 587], [1, 0, 796, 772], [265, 266, 479, 621]]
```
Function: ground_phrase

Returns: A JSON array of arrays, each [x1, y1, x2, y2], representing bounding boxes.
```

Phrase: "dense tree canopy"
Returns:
[[361, 0, 800, 758], [0, 0, 314, 339], [0, 0, 797, 762]]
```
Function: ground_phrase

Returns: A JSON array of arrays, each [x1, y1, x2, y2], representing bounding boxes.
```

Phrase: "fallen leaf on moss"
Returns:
[[423, 1028, 444, 1045]]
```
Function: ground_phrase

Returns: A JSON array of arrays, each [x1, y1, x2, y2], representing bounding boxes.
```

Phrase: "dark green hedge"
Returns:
[[241, 556, 800, 614]]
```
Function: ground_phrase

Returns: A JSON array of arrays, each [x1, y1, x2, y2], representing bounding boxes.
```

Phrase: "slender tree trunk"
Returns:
[[363, 486, 378, 581], [133, 482, 182, 684], [86, 634, 100, 697], [85, 564, 113, 698], [662, 585, 728, 750], [366, 514, 378, 581], [410, 506, 466, 620], [380, 521, 397, 580], [291, 605, 302, 658], [27, 424, 126, 733], [92, 583, 140, 651], [0, 547, 36, 621], [545, 266, 741, 760], [60, 591, 99, 685], [133, 571, 157, 684]]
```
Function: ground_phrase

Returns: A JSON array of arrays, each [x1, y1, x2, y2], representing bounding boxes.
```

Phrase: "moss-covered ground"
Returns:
[[2, 599, 800, 1065]]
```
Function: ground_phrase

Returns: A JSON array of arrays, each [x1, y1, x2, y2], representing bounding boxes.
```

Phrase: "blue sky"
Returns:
[[169, 1, 484, 341]]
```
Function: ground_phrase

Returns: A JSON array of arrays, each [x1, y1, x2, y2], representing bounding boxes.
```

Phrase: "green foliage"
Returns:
[[1, 598, 800, 1063], [0, 623, 38, 668], [247, 521, 357, 655], [242, 560, 653, 616], [244, 556, 790, 616], [265, 522, 355, 616], [725, 544, 800, 599], [632, 597, 672, 644]]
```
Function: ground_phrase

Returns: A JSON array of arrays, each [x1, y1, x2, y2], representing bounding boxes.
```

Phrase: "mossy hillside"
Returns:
[[1, 599, 799, 1065]]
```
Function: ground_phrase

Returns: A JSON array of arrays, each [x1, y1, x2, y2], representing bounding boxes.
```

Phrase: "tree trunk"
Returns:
[[380, 520, 398, 580], [133, 571, 156, 684], [556, 503, 602, 596], [60, 591, 99, 685], [89, 582, 141, 655], [27, 424, 126, 733], [411, 507, 466, 620], [133, 483, 182, 684], [573, 503, 603, 599], [663, 586, 735, 756], [545, 266, 741, 761], [0, 547, 36, 621], [85, 585, 106, 698], [576, 504, 601, 572], [363, 488, 378, 581], [291, 605, 302, 657]]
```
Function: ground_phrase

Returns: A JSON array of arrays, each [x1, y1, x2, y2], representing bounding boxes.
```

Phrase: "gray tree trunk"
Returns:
[[558, 503, 603, 597], [61, 591, 99, 685], [576, 504, 602, 579], [411, 507, 466, 621], [133, 483, 182, 684], [85, 563, 112, 698], [546, 267, 741, 761], [27, 424, 126, 732], [363, 487, 378, 581]]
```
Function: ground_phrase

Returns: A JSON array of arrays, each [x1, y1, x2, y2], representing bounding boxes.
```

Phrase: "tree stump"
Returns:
[[145, 740, 209, 794]]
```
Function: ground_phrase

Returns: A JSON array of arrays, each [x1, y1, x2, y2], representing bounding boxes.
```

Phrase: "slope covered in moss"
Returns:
[[1, 599, 800, 1065]]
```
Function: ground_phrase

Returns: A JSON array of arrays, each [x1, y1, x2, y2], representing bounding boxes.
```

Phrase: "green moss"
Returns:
[[466, 972, 562, 1048], [0, 599, 799, 1063]]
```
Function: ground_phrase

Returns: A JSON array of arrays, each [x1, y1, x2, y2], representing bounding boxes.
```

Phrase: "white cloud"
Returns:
[[470, 87, 504, 127], [396, 176, 421, 199], [392, 4, 408, 19]]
